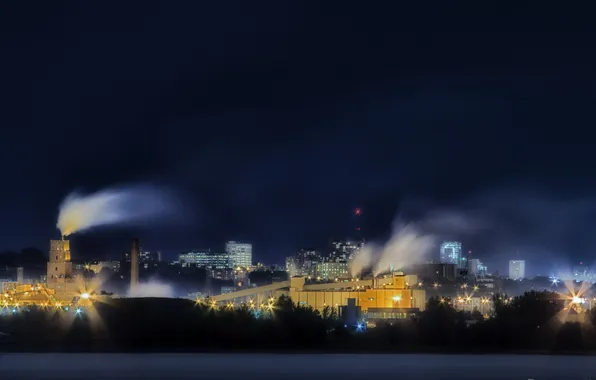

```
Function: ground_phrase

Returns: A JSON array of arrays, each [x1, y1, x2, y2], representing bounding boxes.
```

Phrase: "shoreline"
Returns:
[[1, 346, 595, 356]]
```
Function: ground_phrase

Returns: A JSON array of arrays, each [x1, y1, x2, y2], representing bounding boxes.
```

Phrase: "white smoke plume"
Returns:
[[348, 209, 482, 277], [373, 223, 435, 276], [57, 184, 184, 236], [128, 280, 174, 298], [348, 244, 376, 278], [349, 223, 434, 277]]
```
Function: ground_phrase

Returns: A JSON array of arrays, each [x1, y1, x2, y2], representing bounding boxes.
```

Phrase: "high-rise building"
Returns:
[[508, 260, 525, 280], [440, 241, 464, 269], [330, 240, 362, 261], [468, 259, 488, 276], [140, 250, 161, 263], [317, 261, 349, 280], [225, 241, 252, 268]]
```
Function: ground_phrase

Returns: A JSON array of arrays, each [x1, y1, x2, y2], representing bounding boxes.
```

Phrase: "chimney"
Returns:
[[130, 238, 140, 293]]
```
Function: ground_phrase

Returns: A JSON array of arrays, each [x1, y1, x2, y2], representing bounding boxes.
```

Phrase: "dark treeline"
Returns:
[[0, 290, 594, 353]]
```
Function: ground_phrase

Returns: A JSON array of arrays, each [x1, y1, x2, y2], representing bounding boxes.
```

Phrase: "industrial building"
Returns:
[[209, 272, 426, 322], [0, 238, 95, 307]]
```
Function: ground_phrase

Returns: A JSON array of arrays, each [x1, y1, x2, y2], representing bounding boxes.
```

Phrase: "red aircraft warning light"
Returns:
[[355, 208, 361, 216]]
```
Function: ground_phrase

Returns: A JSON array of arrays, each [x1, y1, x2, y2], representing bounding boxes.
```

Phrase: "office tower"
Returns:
[[440, 241, 464, 269], [225, 241, 252, 268], [468, 259, 487, 276], [508, 260, 525, 280]]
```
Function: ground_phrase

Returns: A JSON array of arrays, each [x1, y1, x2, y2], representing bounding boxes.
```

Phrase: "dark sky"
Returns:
[[1, 2, 596, 273]]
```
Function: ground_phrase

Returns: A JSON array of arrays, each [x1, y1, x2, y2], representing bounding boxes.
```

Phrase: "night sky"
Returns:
[[1, 3, 595, 274]]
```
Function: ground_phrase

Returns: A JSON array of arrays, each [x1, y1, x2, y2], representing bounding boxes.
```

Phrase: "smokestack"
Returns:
[[130, 237, 139, 292]]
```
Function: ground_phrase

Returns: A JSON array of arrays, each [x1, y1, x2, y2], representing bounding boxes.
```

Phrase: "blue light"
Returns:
[[75, 308, 82, 314], [356, 323, 364, 331], [11, 309, 17, 314]]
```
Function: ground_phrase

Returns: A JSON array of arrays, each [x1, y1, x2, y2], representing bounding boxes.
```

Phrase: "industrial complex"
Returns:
[[0, 236, 127, 308], [1, 233, 426, 326], [209, 271, 426, 323]]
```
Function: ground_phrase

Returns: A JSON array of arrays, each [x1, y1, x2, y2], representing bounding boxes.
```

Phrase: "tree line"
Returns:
[[0, 290, 592, 352]]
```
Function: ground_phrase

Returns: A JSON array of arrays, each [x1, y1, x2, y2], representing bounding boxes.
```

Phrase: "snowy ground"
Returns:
[[0, 353, 595, 379]]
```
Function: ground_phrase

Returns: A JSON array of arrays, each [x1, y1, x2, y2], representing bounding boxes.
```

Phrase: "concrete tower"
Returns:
[[130, 238, 140, 292], [16, 267, 24, 284], [47, 238, 73, 292]]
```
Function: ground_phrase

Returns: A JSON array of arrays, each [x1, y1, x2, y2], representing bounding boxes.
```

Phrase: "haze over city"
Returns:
[[2, 4, 596, 279], [5, 3, 596, 379]]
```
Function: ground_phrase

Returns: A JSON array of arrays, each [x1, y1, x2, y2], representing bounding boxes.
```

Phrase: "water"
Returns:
[[0, 353, 594, 379]]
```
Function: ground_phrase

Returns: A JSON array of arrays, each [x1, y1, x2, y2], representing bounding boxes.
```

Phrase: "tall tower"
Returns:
[[47, 238, 73, 292], [16, 267, 24, 284], [353, 208, 363, 242], [130, 238, 140, 292]]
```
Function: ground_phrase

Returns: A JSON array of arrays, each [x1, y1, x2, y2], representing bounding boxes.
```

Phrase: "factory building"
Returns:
[[0, 238, 93, 307], [209, 273, 426, 323], [47, 239, 77, 293], [286, 275, 425, 311], [410, 263, 459, 281]]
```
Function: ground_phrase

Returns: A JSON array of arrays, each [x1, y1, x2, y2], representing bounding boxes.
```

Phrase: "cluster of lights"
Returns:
[[0, 290, 91, 312], [199, 296, 277, 313]]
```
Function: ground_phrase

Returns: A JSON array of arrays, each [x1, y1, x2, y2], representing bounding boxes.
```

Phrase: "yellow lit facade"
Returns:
[[1, 238, 92, 307], [286, 274, 425, 311]]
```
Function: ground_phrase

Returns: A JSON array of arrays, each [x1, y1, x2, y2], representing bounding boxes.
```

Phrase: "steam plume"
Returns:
[[373, 223, 435, 275], [348, 244, 376, 278], [128, 280, 174, 298], [57, 184, 183, 236], [348, 209, 481, 277], [349, 223, 434, 277]]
